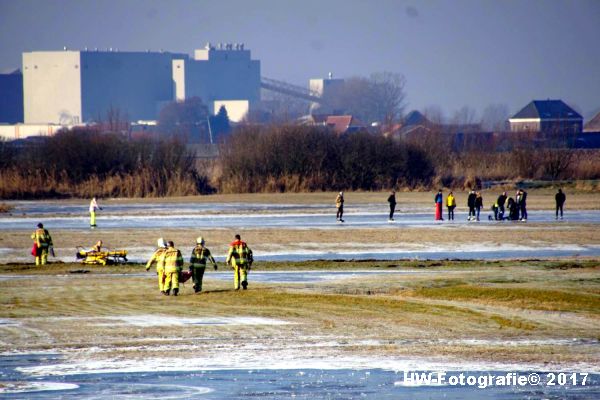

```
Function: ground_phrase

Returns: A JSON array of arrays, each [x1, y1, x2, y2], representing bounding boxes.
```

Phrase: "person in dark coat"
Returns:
[[496, 192, 507, 220], [474, 191, 483, 221], [519, 189, 528, 221], [387, 190, 397, 221], [467, 190, 476, 221], [507, 197, 519, 220], [555, 188, 566, 220]]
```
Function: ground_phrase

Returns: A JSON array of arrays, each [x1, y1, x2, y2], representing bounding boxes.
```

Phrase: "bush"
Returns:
[[0, 128, 211, 199], [218, 125, 434, 192]]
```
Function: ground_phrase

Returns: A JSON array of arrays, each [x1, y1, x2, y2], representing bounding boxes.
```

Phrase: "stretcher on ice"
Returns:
[[75, 246, 128, 265]]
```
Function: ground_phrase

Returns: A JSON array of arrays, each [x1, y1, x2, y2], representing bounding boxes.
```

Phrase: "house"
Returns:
[[583, 110, 600, 133], [300, 114, 366, 135], [509, 100, 582, 136]]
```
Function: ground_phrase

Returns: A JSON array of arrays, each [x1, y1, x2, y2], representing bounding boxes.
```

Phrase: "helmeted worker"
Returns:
[[89, 197, 102, 229], [189, 236, 218, 293], [226, 234, 253, 290], [336, 192, 344, 222], [163, 240, 184, 296], [31, 223, 52, 266], [146, 238, 168, 293]]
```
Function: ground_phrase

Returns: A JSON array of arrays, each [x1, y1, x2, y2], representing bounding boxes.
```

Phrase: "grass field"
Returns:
[[1, 259, 599, 371]]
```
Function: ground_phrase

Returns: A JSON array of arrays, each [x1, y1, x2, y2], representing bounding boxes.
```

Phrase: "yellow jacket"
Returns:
[[146, 247, 167, 271], [163, 247, 184, 272], [31, 228, 52, 248], [446, 194, 456, 207]]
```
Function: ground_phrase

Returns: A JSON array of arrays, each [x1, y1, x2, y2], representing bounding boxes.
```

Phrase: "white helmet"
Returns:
[[196, 236, 205, 245], [157, 238, 166, 248]]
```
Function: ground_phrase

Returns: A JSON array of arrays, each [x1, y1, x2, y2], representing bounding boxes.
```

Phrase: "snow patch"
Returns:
[[0, 381, 79, 394]]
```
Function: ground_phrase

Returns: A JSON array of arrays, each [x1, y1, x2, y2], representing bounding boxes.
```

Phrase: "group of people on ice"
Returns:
[[431, 188, 565, 222], [144, 234, 253, 296]]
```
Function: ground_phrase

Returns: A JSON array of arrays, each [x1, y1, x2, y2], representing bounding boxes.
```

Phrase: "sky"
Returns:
[[1, 0, 599, 119]]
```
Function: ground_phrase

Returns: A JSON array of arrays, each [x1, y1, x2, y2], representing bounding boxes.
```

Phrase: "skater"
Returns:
[[467, 190, 476, 221], [336, 192, 345, 222], [189, 236, 218, 293], [146, 238, 167, 293], [226, 234, 253, 290], [163, 241, 184, 296], [31, 223, 53, 266], [519, 189, 528, 221], [446, 191, 456, 221], [89, 197, 102, 228], [474, 191, 483, 221], [434, 189, 444, 220], [555, 188, 566, 219], [387, 190, 397, 221], [496, 192, 507, 220]]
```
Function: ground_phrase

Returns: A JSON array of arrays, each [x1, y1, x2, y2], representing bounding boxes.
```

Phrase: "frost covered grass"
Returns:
[[1, 259, 599, 371]]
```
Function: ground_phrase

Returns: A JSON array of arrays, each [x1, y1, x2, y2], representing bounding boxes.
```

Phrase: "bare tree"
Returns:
[[451, 105, 478, 126], [320, 72, 406, 125], [481, 103, 510, 131]]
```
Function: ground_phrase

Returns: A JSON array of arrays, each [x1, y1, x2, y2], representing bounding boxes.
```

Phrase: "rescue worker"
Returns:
[[226, 234, 253, 290], [467, 190, 476, 221], [189, 236, 218, 293], [89, 197, 102, 229], [434, 189, 443, 220], [163, 240, 184, 296], [31, 223, 52, 266], [387, 190, 396, 221], [555, 188, 566, 220], [446, 191, 456, 221], [146, 238, 168, 294], [336, 192, 344, 222]]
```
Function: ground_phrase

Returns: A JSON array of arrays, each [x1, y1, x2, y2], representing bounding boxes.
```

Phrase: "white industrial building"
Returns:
[[21, 44, 261, 126], [173, 43, 260, 121]]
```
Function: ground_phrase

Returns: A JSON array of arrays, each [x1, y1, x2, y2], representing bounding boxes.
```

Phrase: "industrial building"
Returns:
[[19, 44, 260, 127]]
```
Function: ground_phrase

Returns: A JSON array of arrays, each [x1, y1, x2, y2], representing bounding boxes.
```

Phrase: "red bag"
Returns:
[[180, 270, 192, 283], [31, 243, 39, 257]]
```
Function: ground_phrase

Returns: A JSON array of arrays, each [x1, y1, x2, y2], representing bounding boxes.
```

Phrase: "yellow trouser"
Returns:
[[156, 266, 165, 291], [90, 211, 96, 227], [233, 264, 248, 289], [164, 268, 180, 291], [36, 247, 49, 266]]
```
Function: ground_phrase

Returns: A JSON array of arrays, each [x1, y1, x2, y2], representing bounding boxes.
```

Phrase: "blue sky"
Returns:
[[1, 0, 599, 118]]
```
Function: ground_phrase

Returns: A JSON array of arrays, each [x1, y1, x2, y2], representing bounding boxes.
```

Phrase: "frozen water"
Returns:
[[1, 200, 599, 230], [1, 354, 598, 399]]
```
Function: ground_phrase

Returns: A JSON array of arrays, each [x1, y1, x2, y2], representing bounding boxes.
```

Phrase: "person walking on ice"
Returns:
[[387, 190, 397, 221], [89, 197, 102, 229], [555, 188, 566, 220], [190, 236, 218, 293], [446, 191, 456, 221], [434, 189, 444, 221], [226, 234, 253, 290], [336, 192, 345, 222]]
